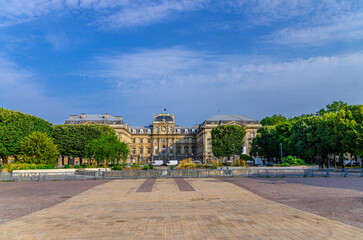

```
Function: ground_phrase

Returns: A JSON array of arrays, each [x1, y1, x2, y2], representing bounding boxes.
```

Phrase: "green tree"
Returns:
[[290, 116, 320, 163], [86, 135, 130, 165], [316, 101, 348, 116], [52, 124, 116, 164], [0, 108, 52, 160], [251, 126, 273, 159], [18, 132, 60, 165], [260, 114, 287, 126], [212, 125, 246, 163]]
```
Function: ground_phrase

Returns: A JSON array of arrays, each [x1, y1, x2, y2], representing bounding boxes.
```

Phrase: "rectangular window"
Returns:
[[140, 148, 143, 155], [132, 148, 135, 154], [140, 139, 143, 143], [155, 139, 158, 144], [185, 148, 189, 154], [133, 139, 135, 143], [177, 148, 181, 154], [185, 138, 188, 143], [148, 139, 151, 143], [192, 148, 196, 155], [170, 139, 173, 144], [177, 139, 181, 143], [148, 148, 151, 154]]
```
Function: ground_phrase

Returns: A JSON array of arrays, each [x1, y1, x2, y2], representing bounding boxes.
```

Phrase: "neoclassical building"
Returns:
[[65, 113, 261, 163]]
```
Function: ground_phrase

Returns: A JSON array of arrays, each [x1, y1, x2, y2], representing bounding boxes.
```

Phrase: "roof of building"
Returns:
[[154, 113, 174, 122], [66, 114, 120, 121], [206, 114, 257, 122]]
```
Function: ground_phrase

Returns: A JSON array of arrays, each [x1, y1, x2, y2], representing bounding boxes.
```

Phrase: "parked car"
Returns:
[[151, 160, 164, 166], [166, 160, 178, 166]]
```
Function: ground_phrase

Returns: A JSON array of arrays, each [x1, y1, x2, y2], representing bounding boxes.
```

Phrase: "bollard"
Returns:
[[344, 168, 348, 177], [325, 168, 329, 178]]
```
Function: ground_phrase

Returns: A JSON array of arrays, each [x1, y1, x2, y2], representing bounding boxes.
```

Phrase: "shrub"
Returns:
[[6, 163, 55, 172], [112, 164, 124, 171], [235, 158, 247, 167], [73, 165, 81, 169], [280, 156, 305, 166], [142, 165, 149, 170], [131, 164, 139, 169], [63, 164, 71, 169], [178, 158, 197, 169], [239, 154, 254, 161], [149, 165, 154, 170]]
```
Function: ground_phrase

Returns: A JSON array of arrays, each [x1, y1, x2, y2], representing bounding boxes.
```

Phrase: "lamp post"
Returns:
[[280, 142, 283, 163], [232, 143, 235, 165]]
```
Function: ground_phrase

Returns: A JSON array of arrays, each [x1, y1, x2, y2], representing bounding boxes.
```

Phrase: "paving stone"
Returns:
[[0, 178, 362, 239]]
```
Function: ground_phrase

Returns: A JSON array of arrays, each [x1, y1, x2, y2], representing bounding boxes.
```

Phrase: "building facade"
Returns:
[[64, 113, 261, 163]]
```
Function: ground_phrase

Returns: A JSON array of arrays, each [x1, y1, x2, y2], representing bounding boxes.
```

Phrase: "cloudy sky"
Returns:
[[0, 0, 362, 125]]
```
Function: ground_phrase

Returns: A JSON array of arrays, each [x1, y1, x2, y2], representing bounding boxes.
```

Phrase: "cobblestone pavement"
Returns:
[[0, 180, 109, 224], [224, 177, 363, 228], [0, 178, 362, 240]]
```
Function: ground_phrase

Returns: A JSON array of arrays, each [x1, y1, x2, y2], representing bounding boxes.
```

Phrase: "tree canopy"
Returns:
[[316, 100, 348, 116], [18, 132, 60, 165], [52, 124, 116, 159], [211, 125, 246, 160], [251, 101, 363, 167], [0, 108, 52, 159], [86, 135, 130, 165], [260, 114, 287, 126]]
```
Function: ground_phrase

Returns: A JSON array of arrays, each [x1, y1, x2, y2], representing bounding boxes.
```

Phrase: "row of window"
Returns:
[[132, 138, 195, 144], [132, 146, 197, 155], [131, 128, 197, 134]]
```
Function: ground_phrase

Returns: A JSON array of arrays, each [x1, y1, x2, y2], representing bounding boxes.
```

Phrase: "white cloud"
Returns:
[[0, 0, 206, 28], [269, 12, 363, 45], [224, 0, 363, 45], [87, 47, 363, 120], [99, 0, 205, 29]]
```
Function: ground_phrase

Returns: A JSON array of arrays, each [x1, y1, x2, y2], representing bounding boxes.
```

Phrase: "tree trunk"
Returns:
[[340, 154, 344, 168]]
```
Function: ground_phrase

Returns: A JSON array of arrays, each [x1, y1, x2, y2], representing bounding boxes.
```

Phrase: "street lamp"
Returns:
[[232, 143, 235, 165]]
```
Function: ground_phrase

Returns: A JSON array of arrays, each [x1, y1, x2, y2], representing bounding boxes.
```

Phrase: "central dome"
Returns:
[[155, 115, 173, 122]]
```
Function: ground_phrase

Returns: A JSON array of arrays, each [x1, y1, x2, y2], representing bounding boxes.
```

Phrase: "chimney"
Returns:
[[70, 115, 77, 119], [104, 113, 109, 119], [115, 116, 122, 121], [81, 113, 86, 119]]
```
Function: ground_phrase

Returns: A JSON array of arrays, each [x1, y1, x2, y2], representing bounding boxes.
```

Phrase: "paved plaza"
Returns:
[[0, 178, 362, 239]]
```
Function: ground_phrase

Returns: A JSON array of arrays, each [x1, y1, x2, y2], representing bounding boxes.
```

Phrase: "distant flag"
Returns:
[[164, 108, 167, 112]]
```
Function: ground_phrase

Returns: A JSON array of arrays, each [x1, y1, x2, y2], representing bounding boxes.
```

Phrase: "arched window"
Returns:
[[132, 129, 136, 134], [184, 129, 188, 133], [177, 129, 181, 134], [139, 129, 143, 134]]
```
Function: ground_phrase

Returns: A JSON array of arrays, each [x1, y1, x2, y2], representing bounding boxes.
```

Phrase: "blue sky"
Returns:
[[0, 0, 362, 126]]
